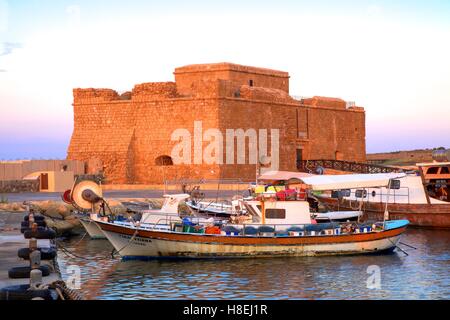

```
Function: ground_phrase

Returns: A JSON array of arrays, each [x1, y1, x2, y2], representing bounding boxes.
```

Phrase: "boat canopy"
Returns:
[[301, 173, 407, 191], [258, 170, 313, 181], [416, 162, 450, 167]]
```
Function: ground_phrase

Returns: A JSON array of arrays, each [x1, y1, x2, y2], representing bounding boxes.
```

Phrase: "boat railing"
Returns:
[[222, 221, 380, 236], [253, 190, 309, 201], [145, 217, 381, 236]]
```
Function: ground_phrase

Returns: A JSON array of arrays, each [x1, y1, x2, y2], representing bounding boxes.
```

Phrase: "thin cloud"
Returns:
[[0, 42, 22, 56]]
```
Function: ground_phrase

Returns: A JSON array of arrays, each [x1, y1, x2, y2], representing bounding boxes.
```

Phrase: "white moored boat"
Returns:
[[314, 158, 450, 228], [79, 214, 106, 239]]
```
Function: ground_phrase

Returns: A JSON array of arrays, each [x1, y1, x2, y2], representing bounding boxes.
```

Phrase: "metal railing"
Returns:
[[298, 160, 403, 174]]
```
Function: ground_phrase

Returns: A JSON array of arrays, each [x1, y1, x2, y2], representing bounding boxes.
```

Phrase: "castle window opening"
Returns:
[[249, 79, 254, 87], [155, 155, 174, 166]]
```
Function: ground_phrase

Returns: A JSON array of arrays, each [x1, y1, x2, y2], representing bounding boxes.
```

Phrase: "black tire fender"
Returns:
[[24, 228, 56, 239], [8, 266, 51, 279], [17, 247, 57, 260], [21, 220, 46, 228], [0, 285, 58, 300], [24, 215, 46, 222], [20, 226, 46, 234]]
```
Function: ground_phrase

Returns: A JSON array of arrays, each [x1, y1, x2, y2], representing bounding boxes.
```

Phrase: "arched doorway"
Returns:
[[155, 155, 174, 166]]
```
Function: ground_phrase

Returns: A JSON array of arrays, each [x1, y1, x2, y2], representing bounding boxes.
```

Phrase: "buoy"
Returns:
[[24, 228, 56, 239], [0, 284, 58, 300], [18, 247, 57, 260], [8, 266, 51, 279]]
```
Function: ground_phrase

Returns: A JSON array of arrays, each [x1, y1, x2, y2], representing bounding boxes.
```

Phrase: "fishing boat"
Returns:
[[316, 155, 450, 228], [94, 173, 409, 259], [62, 180, 195, 239]]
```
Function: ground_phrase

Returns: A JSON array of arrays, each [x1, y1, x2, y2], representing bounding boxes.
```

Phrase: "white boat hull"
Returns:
[[79, 219, 106, 239]]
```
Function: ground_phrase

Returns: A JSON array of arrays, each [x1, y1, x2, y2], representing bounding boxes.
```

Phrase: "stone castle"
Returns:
[[67, 63, 366, 184]]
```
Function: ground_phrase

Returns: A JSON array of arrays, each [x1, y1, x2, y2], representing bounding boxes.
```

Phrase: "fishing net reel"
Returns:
[[61, 179, 109, 215]]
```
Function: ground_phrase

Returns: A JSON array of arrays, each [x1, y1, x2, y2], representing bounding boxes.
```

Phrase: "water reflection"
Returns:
[[57, 229, 450, 300]]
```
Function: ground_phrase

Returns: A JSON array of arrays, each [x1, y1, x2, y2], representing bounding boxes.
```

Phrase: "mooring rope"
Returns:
[[388, 238, 409, 256], [111, 226, 139, 258], [55, 240, 115, 261], [48, 280, 83, 300]]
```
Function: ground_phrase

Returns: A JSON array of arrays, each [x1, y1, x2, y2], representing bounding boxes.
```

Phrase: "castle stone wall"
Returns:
[[67, 63, 366, 184]]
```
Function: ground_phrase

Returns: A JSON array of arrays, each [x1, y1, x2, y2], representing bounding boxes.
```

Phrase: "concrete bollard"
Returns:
[[30, 269, 43, 290], [30, 250, 41, 269], [29, 238, 38, 251]]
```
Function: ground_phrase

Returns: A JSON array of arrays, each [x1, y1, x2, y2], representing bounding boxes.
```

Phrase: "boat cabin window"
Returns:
[[331, 189, 351, 198], [244, 203, 259, 216], [331, 191, 341, 198], [441, 167, 450, 174], [389, 179, 401, 189], [265, 208, 286, 219], [426, 167, 439, 174], [355, 189, 367, 198]]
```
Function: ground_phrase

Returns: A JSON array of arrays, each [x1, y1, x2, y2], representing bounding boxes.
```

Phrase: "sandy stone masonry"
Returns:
[[67, 62, 366, 184]]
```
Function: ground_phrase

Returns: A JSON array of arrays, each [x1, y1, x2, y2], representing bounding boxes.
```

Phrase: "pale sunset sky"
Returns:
[[0, 0, 449, 159]]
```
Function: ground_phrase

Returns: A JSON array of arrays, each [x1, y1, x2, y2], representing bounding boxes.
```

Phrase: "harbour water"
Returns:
[[57, 228, 450, 300]]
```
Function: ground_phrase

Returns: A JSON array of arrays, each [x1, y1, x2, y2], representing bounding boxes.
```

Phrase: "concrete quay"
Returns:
[[0, 211, 64, 299]]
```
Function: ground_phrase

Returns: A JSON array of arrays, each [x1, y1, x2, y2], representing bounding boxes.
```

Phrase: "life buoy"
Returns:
[[24, 228, 56, 240], [8, 266, 51, 279], [17, 248, 57, 260], [0, 284, 58, 300]]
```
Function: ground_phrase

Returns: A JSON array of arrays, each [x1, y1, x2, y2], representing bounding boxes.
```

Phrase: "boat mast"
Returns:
[[261, 198, 266, 224], [255, 146, 259, 186], [383, 179, 392, 227]]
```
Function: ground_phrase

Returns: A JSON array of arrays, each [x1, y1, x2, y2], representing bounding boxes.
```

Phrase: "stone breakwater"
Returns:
[[0, 198, 190, 236]]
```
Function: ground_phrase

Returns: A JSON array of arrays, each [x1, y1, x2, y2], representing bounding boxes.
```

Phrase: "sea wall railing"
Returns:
[[298, 160, 403, 174]]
